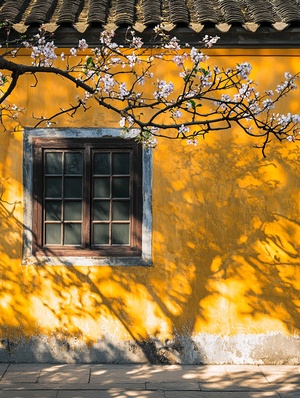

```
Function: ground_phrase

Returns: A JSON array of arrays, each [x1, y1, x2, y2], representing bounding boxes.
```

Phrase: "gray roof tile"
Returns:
[[1, 0, 300, 32], [1, 0, 300, 47]]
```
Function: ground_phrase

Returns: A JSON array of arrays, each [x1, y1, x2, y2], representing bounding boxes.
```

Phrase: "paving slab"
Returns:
[[2, 371, 40, 383], [146, 381, 201, 390], [91, 364, 213, 383], [200, 382, 276, 391], [280, 392, 300, 398], [0, 391, 57, 398], [164, 392, 280, 398], [39, 364, 90, 383], [6, 364, 48, 372], [57, 389, 165, 398], [0, 364, 9, 381], [0, 382, 146, 390]]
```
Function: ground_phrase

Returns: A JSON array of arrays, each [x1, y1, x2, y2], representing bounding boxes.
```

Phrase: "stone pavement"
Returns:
[[0, 363, 299, 398]]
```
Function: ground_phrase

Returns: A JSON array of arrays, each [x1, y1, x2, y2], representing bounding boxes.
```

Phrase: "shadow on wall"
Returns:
[[0, 132, 299, 364]]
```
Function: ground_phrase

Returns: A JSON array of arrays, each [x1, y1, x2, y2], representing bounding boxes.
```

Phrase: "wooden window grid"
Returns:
[[32, 137, 142, 257]]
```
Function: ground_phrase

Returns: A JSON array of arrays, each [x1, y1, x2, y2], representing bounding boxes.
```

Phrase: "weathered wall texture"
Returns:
[[0, 49, 299, 364]]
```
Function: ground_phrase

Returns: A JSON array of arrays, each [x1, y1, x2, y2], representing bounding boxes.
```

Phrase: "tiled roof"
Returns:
[[1, 0, 300, 46]]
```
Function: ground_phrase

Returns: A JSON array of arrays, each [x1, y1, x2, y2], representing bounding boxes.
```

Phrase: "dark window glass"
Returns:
[[64, 201, 82, 221], [94, 178, 110, 198], [113, 153, 130, 175], [93, 224, 109, 245], [65, 177, 82, 198], [112, 224, 129, 245], [112, 201, 130, 220], [45, 152, 62, 174], [65, 153, 83, 174], [93, 201, 110, 221], [45, 177, 62, 198], [112, 177, 130, 198], [94, 153, 110, 174], [64, 224, 82, 245], [45, 224, 61, 245], [45, 201, 62, 221]]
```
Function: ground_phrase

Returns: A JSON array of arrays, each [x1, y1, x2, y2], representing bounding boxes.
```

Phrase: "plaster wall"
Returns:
[[0, 48, 299, 364]]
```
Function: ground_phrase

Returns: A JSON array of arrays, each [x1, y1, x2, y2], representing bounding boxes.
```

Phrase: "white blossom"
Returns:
[[202, 35, 220, 48], [119, 117, 126, 127], [172, 109, 182, 119], [237, 62, 252, 80], [132, 36, 143, 49], [78, 39, 88, 51], [102, 74, 116, 93], [164, 37, 181, 51], [118, 82, 130, 99], [153, 80, 174, 99], [178, 124, 190, 134], [262, 98, 274, 110], [190, 47, 207, 64]]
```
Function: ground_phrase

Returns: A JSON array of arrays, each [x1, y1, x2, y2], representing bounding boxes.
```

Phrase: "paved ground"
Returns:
[[0, 363, 299, 397]]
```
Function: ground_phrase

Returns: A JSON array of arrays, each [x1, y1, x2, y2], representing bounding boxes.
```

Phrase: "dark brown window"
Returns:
[[32, 138, 142, 257]]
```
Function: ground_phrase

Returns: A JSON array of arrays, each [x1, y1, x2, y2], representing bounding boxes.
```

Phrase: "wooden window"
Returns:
[[32, 138, 142, 257]]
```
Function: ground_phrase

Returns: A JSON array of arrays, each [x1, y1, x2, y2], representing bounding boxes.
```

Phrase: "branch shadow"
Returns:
[[0, 132, 299, 364]]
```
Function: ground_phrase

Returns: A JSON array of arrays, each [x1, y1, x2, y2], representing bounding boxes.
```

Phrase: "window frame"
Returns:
[[23, 129, 152, 266], [32, 137, 142, 257]]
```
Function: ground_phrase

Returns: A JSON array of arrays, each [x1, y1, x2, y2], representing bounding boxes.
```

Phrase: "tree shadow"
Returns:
[[0, 130, 299, 364]]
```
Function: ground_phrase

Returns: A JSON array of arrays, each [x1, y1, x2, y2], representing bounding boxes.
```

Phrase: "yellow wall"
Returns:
[[0, 48, 299, 363]]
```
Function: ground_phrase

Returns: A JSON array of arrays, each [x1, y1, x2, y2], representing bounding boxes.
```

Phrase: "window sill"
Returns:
[[22, 255, 152, 267]]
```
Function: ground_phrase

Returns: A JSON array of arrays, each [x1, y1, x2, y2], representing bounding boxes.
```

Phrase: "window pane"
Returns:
[[64, 224, 82, 245], [65, 153, 83, 174], [93, 201, 110, 220], [112, 224, 129, 245], [45, 177, 62, 198], [113, 153, 130, 175], [94, 153, 110, 174], [45, 201, 61, 221], [112, 177, 129, 198], [65, 177, 82, 198], [45, 152, 62, 174], [94, 178, 110, 198], [112, 201, 130, 220], [45, 224, 61, 245], [64, 201, 82, 221], [93, 224, 109, 245]]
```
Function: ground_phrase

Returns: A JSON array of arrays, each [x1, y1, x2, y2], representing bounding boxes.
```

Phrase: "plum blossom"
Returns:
[[164, 37, 181, 51], [78, 39, 88, 51], [202, 35, 220, 48], [70, 48, 77, 56], [286, 135, 295, 142], [237, 62, 252, 80], [102, 74, 116, 94], [173, 55, 186, 67], [277, 113, 292, 127], [262, 98, 274, 110], [292, 114, 300, 123], [178, 124, 190, 135], [190, 47, 207, 64], [172, 109, 183, 119], [132, 36, 143, 49], [28, 39, 57, 66], [118, 82, 130, 99], [153, 80, 174, 99]]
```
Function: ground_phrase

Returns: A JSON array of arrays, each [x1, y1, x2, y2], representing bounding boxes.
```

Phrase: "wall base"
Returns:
[[0, 333, 299, 364]]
